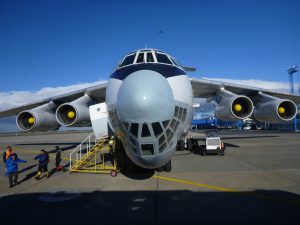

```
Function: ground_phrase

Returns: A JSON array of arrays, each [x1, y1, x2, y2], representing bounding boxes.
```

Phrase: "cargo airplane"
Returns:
[[1, 49, 299, 171]]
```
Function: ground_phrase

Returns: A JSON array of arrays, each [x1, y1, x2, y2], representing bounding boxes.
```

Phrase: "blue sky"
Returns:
[[0, 0, 299, 92], [0, 0, 299, 132]]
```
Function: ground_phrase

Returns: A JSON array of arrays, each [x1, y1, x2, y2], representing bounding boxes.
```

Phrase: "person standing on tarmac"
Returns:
[[34, 149, 50, 180], [108, 136, 115, 151], [3, 146, 15, 163], [4, 149, 27, 188], [54, 146, 65, 172]]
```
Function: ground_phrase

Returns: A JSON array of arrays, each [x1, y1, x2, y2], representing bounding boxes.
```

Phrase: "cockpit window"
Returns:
[[136, 53, 144, 63], [141, 144, 154, 156], [146, 52, 154, 62], [141, 123, 151, 137], [119, 54, 135, 67], [156, 53, 172, 65], [172, 58, 183, 68], [114, 49, 184, 71], [130, 123, 139, 137], [170, 58, 180, 67]]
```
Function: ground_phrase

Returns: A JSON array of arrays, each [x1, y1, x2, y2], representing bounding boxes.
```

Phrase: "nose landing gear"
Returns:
[[156, 159, 172, 172], [178, 137, 198, 151]]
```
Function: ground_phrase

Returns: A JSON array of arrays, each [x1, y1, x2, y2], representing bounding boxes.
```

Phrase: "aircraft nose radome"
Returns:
[[117, 70, 175, 123]]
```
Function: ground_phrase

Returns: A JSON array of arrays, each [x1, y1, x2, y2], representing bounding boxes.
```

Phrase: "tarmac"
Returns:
[[0, 130, 300, 225]]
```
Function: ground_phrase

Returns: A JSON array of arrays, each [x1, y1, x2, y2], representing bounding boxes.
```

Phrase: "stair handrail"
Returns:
[[69, 132, 96, 170]]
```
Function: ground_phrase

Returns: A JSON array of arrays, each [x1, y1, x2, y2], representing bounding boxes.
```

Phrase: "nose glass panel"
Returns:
[[121, 106, 188, 156]]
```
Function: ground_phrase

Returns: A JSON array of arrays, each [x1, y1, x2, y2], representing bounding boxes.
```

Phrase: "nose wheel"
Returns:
[[111, 170, 118, 177], [157, 159, 172, 172]]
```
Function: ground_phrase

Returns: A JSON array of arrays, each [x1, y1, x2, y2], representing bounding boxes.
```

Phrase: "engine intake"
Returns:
[[214, 89, 254, 121], [16, 102, 60, 131], [253, 93, 297, 122], [56, 94, 93, 127]]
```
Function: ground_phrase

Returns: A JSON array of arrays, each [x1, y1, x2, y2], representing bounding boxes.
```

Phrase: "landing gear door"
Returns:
[[89, 103, 110, 140]]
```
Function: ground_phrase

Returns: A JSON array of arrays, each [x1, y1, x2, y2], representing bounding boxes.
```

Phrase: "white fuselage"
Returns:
[[105, 64, 193, 169]]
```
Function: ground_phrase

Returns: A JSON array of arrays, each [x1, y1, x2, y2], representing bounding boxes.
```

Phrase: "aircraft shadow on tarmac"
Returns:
[[120, 154, 155, 180], [121, 166, 155, 180], [0, 190, 299, 225]]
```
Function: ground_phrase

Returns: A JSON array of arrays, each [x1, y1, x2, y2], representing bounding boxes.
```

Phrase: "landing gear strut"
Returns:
[[157, 159, 172, 172], [178, 137, 197, 151]]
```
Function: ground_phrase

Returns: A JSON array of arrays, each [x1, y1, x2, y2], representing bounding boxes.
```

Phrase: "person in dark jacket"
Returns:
[[54, 146, 65, 172], [34, 149, 50, 180], [5, 153, 27, 188]]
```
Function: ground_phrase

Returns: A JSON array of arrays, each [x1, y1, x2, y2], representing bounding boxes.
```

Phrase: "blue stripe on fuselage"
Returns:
[[110, 64, 186, 80]]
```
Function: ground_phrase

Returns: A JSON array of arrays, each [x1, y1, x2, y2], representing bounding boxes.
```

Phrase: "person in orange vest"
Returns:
[[3, 146, 15, 163], [5, 152, 27, 188]]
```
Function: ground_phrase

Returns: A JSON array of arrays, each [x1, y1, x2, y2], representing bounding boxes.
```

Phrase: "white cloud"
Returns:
[[0, 81, 105, 111], [202, 77, 291, 93]]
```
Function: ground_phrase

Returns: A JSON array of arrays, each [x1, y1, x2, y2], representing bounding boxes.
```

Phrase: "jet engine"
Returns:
[[252, 93, 297, 122], [56, 94, 93, 127], [214, 89, 254, 121], [16, 102, 60, 131]]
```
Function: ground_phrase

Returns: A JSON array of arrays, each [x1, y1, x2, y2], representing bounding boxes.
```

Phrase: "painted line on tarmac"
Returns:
[[153, 175, 236, 192], [153, 175, 300, 207]]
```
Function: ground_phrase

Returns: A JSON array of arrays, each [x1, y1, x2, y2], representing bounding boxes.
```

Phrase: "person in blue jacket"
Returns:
[[5, 152, 27, 188], [34, 149, 50, 180]]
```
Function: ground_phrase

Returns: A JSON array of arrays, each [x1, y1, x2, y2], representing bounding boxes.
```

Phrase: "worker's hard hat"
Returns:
[[111, 136, 115, 139]]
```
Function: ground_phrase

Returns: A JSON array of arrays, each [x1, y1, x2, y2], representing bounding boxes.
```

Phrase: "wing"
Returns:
[[0, 82, 107, 118], [191, 78, 300, 104], [190, 78, 299, 122]]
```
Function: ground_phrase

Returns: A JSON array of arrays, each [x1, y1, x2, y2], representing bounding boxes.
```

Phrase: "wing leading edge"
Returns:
[[190, 78, 300, 104], [0, 82, 107, 118]]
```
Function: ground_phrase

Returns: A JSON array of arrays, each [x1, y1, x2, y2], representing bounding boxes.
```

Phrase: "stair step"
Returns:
[[71, 139, 109, 170]]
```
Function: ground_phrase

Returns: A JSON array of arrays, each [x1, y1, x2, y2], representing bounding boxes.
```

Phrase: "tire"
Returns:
[[201, 146, 206, 156], [187, 139, 193, 151], [165, 160, 172, 172], [157, 166, 164, 172], [192, 139, 198, 148], [179, 140, 185, 151], [111, 170, 117, 177]]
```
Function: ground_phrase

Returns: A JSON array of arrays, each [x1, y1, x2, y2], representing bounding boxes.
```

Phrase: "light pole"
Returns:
[[287, 66, 299, 94], [287, 66, 299, 131]]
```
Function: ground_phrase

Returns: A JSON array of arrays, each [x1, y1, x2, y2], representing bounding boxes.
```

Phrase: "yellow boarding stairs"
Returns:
[[69, 133, 119, 176]]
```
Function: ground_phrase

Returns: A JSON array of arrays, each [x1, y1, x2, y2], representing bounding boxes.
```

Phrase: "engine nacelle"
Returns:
[[253, 93, 297, 122], [56, 94, 93, 127], [16, 102, 60, 131], [214, 89, 254, 121]]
